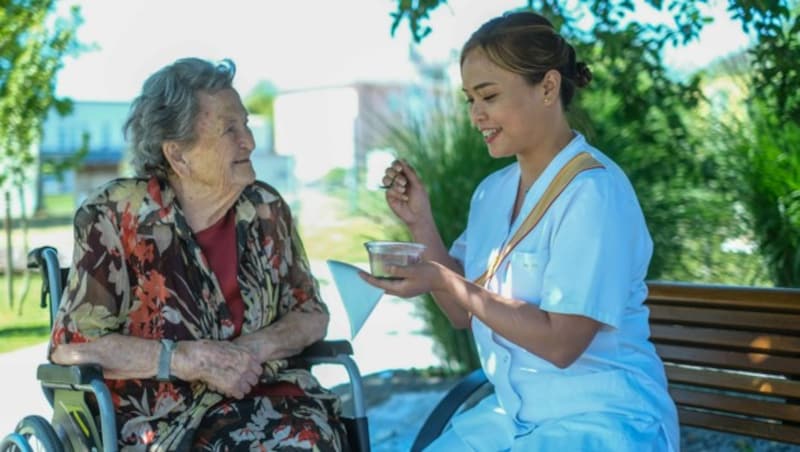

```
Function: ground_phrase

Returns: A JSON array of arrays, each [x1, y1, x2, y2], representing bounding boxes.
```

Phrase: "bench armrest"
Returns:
[[411, 368, 490, 452]]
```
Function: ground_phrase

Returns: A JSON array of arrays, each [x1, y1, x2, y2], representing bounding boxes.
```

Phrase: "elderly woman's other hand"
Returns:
[[173, 339, 262, 399]]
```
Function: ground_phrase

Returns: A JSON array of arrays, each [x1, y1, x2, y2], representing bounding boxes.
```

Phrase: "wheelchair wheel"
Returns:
[[0, 432, 33, 452], [14, 416, 63, 452]]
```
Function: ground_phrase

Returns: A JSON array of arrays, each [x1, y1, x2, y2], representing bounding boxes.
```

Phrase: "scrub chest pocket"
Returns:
[[508, 250, 548, 304]]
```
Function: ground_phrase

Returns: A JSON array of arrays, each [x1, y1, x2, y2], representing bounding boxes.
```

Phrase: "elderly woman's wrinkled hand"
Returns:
[[174, 339, 263, 399]]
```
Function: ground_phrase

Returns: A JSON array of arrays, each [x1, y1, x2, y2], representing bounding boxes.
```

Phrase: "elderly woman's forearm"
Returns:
[[235, 310, 329, 362], [50, 333, 160, 379]]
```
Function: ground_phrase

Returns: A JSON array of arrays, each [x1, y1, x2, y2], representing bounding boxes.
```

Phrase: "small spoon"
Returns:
[[380, 174, 398, 190]]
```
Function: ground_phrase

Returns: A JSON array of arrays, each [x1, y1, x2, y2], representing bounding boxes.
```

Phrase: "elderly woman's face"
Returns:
[[178, 88, 256, 195]]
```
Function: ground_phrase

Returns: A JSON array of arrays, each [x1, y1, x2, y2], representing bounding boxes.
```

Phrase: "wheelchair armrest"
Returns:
[[37, 363, 104, 386], [27, 246, 59, 269], [37, 362, 118, 452], [411, 368, 489, 452], [287, 340, 354, 370], [297, 340, 354, 358]]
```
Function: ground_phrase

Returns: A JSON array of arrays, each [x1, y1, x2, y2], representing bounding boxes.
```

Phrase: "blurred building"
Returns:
[[38, 101, 129, 206], [273, 81, 428, 211]]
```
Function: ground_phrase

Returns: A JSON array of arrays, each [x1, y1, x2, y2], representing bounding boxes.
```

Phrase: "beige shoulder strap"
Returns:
[[474, 152, 604, 287]]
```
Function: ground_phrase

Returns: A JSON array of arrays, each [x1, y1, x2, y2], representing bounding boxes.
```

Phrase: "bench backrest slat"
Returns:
[[651, 324, 800, 355], [665, 365, 800, 399], [649, 305, 800, 334], [670, 387, 800, 423], [677, 408, 800, 445], [648, 282, 800, 311], [655, 344, 800, 377]]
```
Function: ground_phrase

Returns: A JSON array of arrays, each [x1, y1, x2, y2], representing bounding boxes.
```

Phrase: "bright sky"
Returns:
[[55, 0, 752, 102]]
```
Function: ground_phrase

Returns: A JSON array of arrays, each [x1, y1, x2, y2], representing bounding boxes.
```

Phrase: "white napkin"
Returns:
[[326, 259, 385, 338]]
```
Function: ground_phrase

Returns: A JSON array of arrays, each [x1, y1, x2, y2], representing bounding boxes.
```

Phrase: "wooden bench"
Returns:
[[647, 281, 800, 445]]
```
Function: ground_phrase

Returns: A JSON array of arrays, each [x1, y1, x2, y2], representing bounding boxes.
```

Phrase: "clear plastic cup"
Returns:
[[364, 241, 426, 280]]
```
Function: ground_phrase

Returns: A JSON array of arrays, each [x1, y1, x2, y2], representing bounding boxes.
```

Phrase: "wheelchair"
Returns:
[[1, 246, 492, 452]]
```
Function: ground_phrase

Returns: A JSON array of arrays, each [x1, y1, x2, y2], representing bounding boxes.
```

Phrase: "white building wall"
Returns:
[[273, 87, 359, 184]]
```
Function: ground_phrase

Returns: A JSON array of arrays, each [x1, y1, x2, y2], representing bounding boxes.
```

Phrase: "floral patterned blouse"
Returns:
[[50, 177, 346, 451]]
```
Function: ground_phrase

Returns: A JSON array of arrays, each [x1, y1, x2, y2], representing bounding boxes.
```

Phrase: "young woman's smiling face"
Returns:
[[461, 47, 551, 160]]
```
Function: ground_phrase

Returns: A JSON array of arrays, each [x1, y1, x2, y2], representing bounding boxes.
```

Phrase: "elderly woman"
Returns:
[[49, 58, 348, 451]]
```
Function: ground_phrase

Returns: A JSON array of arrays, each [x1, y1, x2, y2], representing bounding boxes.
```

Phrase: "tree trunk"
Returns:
[[16, 184, 31, 315], [4, 190, 14, 309]]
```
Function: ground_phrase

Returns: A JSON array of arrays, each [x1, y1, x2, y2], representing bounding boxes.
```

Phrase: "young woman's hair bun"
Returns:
[[574, 62, 592, 88]]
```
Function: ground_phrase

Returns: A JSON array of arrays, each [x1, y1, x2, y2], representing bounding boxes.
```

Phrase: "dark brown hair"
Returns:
[[461, 11, 592, 108]]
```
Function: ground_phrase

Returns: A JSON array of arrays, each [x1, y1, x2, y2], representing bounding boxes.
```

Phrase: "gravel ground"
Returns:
[[332, 369, 455, 451], [680, 426, 800, 452]]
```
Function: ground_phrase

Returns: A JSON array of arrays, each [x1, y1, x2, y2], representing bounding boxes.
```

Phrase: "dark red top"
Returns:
[[195, 209, 303, 397], [196, 208, 245, 337]]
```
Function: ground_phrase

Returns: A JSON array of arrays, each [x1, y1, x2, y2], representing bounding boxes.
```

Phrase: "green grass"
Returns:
[[0, 275, 50, 353], [0, 193, 74, 354], [301, 215, 385, 264], [42, 193, 77, 217]]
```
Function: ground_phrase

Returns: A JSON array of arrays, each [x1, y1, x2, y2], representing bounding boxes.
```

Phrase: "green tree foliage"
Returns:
[[729, 2, 800, 286], [244, 80, 277, 158], [245, 80, 278, 119], [390, 0, 446, 43], [0, 0, 82, 190], [730, 1, 800, 122], [698, 2, 799, 287], [737, 105, 800, 287], [0, 0, 82, 308]]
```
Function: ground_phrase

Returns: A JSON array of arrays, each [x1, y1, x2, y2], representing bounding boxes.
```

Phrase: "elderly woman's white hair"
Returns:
[[123, 57, 236, 179]]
